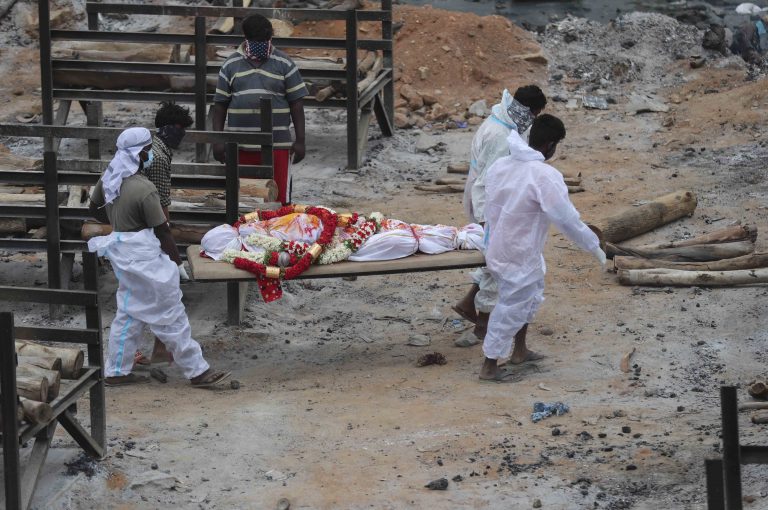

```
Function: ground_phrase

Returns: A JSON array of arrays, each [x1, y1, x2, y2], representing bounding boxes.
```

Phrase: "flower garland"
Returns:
[[229, 205, 350, 302], [317, 217, 378, 265]]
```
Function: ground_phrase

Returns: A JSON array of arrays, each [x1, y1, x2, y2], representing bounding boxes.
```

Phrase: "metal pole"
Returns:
[[705, 459, 725, 510], [44, 151, 61, 292], [380, 0, 394, 122], [721, 386, 743, 510], [82, 251, 106, 455], [225, 142, 239, 224], [0, 312, 22, 510], [259, 97, 273, 179], [194, 16, 208, 162], [38, 0, 55, 152], [345, 10, 359, 170]]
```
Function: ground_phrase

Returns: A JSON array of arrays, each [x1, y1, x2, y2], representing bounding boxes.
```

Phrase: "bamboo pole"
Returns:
[[590, 190, 697, 243], [614, 253, 768, 272], [15, 341, 83, 379], [618, 267, 768, 287]]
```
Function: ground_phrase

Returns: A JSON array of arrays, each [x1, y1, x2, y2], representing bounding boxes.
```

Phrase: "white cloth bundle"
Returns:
[[411, 224, 458, 254], [349, 219, 418, 262], [454, 223, 485, 250], [200, 224, 244, 260]]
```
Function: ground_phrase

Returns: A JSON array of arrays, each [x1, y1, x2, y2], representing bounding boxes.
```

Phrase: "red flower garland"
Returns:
[[232, 205, 341, 302]]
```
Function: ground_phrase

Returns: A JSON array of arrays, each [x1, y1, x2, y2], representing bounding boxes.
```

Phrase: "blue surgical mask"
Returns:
[[144, 149, 154, 167]]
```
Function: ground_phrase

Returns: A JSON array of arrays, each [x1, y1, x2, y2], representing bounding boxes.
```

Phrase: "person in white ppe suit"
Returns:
[[88, 127, 231, 387], [478, 115, 606, 382], [453, 85, 547, 347]]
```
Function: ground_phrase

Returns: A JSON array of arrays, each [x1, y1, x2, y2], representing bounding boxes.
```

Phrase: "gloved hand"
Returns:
[[592, 247, 608, 271], [178, 263, 190, 281]]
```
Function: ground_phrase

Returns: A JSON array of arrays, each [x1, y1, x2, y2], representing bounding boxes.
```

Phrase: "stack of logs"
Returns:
[[315, 50, 383, 103], [414, 162, 583, 194], [1, 341, 84, 429]]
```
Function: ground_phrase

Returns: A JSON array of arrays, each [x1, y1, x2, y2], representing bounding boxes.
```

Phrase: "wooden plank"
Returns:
[[187, 245, 485, 282]]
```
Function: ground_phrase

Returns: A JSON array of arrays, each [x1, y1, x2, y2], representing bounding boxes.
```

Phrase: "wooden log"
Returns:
[[0, 148, 42, 171], [751, 413, 768, 424], [415, 184, 464, 193], [15, 375, 48, 403], [17, 365, 60, 402], [614, 252, 768, 271], [568, 185, 585, 194], [0, 218, 26, 234], [357, 51, 376, 76], [15, 341, 83, 379], [315, 83, 341, 103], [447, 162, 470, 174], [0, 193, 45, 203], [19, 397, 53, 425], [638, 224, 757, 250], [620, 347, 636, 373], [739, 402, 768, 411], [239, 178, 278, 202], [563, 177, 582, 187], [617, 267, 768, 287], [435, 178, 466, 186], [607, 240, 755, 262], [357, 54, 384, 94], [17, 355, 62, 372], [591, 190, 697, 243]]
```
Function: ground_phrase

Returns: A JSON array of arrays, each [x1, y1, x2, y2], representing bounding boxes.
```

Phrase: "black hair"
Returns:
[[529, 114, 566, 149], [514, 85, 547, 112], [155, 101, 193, 128], [242, 14, 274, 41]]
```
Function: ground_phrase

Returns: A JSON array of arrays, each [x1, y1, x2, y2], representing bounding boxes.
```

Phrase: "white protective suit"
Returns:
[[481, 132, 604, 360], [463, 90, 534, 313]]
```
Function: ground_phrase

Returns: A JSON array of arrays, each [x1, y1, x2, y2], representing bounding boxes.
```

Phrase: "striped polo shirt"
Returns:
[[215, 45, 308, 150]]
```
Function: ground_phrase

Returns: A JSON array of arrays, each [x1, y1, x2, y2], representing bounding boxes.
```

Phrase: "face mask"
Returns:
[[244, 39, 272, 62], [158, 125, 185, 149], [144, 149, 154, 167]]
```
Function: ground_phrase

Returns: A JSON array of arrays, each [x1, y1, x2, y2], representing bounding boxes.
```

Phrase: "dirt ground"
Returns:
[[1, 3, 768, 510]]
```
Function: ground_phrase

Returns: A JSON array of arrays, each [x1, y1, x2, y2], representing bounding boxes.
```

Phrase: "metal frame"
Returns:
[[43, 0, 394, 169], [705, 386, 768, 509], [0, 116, 272, 325], [0, 251, 104, 510]]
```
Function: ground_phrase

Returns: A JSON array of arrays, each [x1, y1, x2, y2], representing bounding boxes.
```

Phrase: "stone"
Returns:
[[265, 470, 288, 481], [622, 426, 632, 433], [441, 45, 451, 52], [413, 116, 427, 129], [467, 99, 489, 118], [394, 112, 412, 129], [415, 135, 443, 153], [407, 334, 431, 346], [427, 103, 449, 122], [467, 116, 483, 126], [626, 93, 669, 114], [418, 66, 429, 80], [400, 84, 424, 109], [421, 93, 439, 106], [425, 477, 449, 490], [538, 326, 554, 336], [582, 96, 609, 110], [533, 499, 542, 508], [230, 380, 241, 390]]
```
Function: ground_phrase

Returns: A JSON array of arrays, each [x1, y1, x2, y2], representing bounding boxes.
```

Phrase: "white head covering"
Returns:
[[102, 127, 152, 205]]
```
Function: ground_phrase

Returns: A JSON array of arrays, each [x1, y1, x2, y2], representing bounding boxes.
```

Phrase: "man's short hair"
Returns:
[[529, 114, 566, 148], [154, 102, 193, 128], [514, 85, 547, 112], [243, 14, 274, 41]]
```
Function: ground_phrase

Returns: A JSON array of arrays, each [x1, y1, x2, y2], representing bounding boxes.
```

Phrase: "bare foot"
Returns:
[[452, 304, 477, 324], [509, 350, 546, 365]]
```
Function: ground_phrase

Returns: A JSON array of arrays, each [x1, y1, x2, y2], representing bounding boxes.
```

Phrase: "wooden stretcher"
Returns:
[[186, 245, 485, 324]]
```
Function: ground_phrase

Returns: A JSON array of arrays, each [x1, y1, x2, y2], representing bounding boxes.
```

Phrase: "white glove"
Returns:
[[592, 247, 607, 270], [178, 263, 190, 281]]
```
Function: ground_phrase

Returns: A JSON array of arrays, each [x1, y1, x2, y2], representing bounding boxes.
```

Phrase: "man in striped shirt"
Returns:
[[212, 14, 308, 205]]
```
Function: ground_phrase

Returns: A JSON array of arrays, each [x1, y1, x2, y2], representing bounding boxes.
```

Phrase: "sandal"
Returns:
[[190, 369, 231, 388]]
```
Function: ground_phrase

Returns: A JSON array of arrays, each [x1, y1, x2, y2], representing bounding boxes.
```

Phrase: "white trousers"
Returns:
[[482, 278, 544, 360], [470, 266, 498, 313], [106, 304, 209, 379]]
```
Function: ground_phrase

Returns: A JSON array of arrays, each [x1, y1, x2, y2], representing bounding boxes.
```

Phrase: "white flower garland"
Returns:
[[221, 248, 266, 264]]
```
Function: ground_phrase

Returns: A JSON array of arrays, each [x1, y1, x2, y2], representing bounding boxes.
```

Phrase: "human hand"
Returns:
[[291, 140, 305, 164], [178, 263, 190, 281], [212, 144, 226, 163]]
